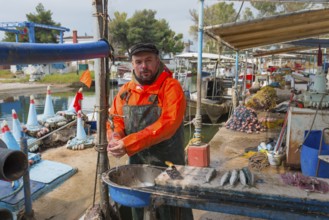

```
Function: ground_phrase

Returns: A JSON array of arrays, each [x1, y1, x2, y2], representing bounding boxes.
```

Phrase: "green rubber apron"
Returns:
[[123, 93, 185, 166]]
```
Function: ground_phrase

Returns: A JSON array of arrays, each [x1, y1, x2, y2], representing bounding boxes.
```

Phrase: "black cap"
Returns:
[[128, 43, 159, 57]]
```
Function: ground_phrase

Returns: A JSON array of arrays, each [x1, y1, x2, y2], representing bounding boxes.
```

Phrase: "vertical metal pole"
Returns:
[[235, 51, 239, 88], [20, 136, 34, 219], [243, 51, 248, 95], [59, 31, 64, 43], [324, 48, 327, 72], [194, 0, 204, 142], [27, 23, 35, 43], [93, 0, 111, 218]]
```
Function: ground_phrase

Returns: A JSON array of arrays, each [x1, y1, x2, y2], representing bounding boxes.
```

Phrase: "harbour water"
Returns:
[[0, 87, 222, 146]]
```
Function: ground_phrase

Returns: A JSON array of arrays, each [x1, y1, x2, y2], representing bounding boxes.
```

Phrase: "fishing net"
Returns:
[[246, 86, 278, 111], [225, 105, 266, 134], [281, 172, 329, 194], [248, 152, 269, 171]]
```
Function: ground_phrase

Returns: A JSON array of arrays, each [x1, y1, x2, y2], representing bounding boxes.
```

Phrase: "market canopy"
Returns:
[[253, 38, 329, 57], [253, 46, 312, 57], [204, 8, 329, 51], [287, 38, 329, 48], [175, 52, 235, 61]]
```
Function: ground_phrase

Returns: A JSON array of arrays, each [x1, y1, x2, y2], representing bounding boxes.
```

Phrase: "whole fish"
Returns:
[[229, 169, 239, 186], [239, 169, 247, 186], [205, 168, 217, 183], [219, 171, 231, 186], [242, 167, 255, 187]]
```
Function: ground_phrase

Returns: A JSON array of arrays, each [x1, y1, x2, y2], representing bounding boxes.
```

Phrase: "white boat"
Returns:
[[117, 72, 132, 86], [174, 52, 234, 123]]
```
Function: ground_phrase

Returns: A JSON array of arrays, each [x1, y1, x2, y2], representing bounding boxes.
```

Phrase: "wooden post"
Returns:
[[92, 0, 113, 219]]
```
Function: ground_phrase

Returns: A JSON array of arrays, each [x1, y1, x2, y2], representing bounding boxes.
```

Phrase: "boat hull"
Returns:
[[185, 99, 232, 124]]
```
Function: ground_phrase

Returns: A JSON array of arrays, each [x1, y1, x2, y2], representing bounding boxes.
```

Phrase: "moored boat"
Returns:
[[173, 52, 234, 123]]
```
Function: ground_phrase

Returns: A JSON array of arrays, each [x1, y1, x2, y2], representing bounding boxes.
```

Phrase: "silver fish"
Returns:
[[239, 169, 247, 186], [229, 169, 239, 186], [242, 167, 255, 187], [205, 168, 217, 183], [219, 171, 231, 186]]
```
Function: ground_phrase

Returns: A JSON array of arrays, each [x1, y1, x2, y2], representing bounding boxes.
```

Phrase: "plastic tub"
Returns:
[[267, 151, 285, 166], [102, 165, 164, 207], [301, 130, 329, 178]]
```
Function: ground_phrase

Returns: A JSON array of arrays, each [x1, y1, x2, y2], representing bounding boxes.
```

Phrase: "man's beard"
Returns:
[[133, 70, 157, 85]]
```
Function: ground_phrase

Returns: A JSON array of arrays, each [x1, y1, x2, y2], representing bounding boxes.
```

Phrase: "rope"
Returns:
[[185, 134, 203, 153], [296, 93, 327, 152], [92, 151, 100, 206], [28, 119, 77, 147], [248, 152, 269, 171], [94, 143, 108, 153], [92, 105, 107, 113], [193, 114, 202, 129], [234, 1, 245, 22]]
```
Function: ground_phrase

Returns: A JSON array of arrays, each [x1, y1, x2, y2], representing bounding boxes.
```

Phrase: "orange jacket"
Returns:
[[107, 69, 186, 156]]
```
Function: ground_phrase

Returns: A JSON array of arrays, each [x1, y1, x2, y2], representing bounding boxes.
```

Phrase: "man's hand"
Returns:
[[107, 140, 126, 158]]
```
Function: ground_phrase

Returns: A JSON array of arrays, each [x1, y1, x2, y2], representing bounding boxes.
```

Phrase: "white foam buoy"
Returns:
[[66, 110, 94, 150], [43, 85, 55, 119], [26, 95, 40, 128], [76, 110, 87, 140], [38, 86, 68, 130], [11, 109, 23, 143], [11, 110, 41, 152], [1, 120, 20, 151]]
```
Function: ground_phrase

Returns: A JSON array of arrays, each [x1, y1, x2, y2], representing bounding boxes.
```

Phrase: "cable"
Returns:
[[235, 1, 245, 22], [296, 93, 326, 152]]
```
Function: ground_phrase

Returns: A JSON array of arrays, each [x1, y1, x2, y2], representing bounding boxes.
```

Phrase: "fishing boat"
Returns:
[[173, 52, 235, 123], [117, 71, 132, 86]]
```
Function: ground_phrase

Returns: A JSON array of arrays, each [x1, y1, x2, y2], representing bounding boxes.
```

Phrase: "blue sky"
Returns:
[[0, 0, 249, 44]]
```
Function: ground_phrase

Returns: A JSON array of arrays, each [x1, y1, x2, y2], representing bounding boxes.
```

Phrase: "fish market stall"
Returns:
[[102, 118, 329, 220]]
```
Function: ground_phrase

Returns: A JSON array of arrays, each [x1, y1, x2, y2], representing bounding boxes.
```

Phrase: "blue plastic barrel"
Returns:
[[300, 130, 329, 178]]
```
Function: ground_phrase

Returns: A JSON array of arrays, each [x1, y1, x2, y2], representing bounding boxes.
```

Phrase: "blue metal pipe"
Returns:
[[0, 39, 111, 65], [235, 51, 239, 88]]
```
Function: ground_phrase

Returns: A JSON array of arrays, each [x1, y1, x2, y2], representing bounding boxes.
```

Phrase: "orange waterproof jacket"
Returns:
[[107, 68, 186, 156]]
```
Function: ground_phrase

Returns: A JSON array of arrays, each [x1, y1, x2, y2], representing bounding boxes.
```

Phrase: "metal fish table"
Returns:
[[102, 164, 329, 219]]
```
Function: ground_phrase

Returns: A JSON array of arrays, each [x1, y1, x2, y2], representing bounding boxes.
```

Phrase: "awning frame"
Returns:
[[205, 8, 329, 51]]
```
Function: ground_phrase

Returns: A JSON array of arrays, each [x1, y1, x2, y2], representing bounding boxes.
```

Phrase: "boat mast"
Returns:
[[194, 0, 204, 143]]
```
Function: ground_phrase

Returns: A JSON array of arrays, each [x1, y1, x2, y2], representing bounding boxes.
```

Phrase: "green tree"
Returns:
[[189, 2, 237, 53], [109, 9, 184, 56], [281, 2, 313, 13], [251, 1, 314, 17], [250, 1, 277, 17], [3, 3, 61, 43], [241, 7, 254, 21], [108, 12, 129, 54]]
